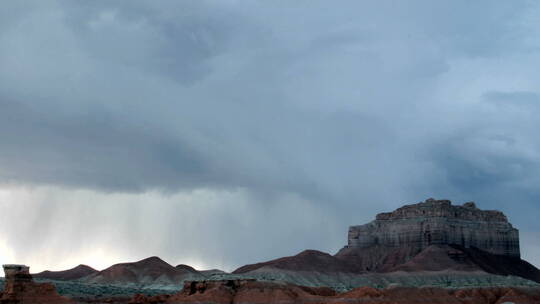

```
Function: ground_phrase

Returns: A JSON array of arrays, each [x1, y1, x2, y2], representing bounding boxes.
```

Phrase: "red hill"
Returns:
[[33, 264, 97, 281], [233, 249, 363, 274], [82, 256, 205, 287]]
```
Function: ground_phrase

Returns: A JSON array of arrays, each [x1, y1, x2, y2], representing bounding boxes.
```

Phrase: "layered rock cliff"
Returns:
[[343, 198, 519, 257], [330, 199, 538, 283]]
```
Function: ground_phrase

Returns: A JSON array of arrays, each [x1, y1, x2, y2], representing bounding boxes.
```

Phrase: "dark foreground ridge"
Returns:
[[130, 279, 540, 304], [4, 274, 540, 304]]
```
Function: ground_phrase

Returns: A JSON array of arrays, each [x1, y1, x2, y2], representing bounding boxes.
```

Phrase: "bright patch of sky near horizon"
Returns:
[[1, 0, 540, 272]]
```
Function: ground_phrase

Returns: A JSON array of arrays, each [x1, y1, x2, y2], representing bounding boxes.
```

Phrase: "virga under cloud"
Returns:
[[0, 0, 539, 272]]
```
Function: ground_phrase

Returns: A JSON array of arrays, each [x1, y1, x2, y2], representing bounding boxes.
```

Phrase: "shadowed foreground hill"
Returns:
[[5, 273, 540, 304], [391, 244, 540, 282]]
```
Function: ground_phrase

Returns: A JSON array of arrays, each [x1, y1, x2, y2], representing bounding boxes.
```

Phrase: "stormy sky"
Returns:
[[1, 0, 540, 272]]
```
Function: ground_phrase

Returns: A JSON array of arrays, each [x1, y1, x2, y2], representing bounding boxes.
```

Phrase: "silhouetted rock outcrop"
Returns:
[[0, 264, 71, 304]]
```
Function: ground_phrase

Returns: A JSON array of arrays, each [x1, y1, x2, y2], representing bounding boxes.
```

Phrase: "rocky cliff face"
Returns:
[[0, 264, 71, 304], [341, 198, 520, 258]]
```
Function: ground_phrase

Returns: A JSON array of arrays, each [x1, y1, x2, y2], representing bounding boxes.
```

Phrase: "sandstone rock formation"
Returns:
[[0, 264, 71, 304], [342, 198, 520, 257], [335, 198, 525, 272]]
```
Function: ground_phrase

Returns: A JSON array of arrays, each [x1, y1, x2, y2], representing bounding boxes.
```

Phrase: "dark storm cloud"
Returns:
[[0, 98, 211, 191], [1, 0, 418, 200], [59, 1, 245, 84], [1, 0, 540, 270]]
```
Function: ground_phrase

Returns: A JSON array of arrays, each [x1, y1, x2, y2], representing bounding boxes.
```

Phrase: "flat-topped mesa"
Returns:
[[345, 198, 520, 257]]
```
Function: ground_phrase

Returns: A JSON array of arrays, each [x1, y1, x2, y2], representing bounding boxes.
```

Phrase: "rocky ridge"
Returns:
[[3, 269, 540, 304]]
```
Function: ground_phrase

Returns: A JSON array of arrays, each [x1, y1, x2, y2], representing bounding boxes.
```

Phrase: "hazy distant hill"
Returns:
[[81, 256, 206, 289], [33, 264, 97, 281]]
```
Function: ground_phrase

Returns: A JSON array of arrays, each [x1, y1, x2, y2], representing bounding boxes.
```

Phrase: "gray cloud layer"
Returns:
[[1, 0, 540, 270]]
